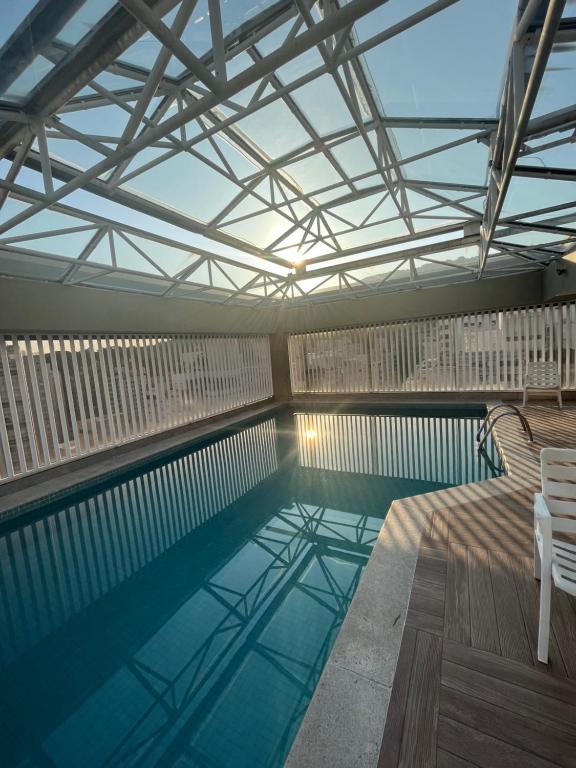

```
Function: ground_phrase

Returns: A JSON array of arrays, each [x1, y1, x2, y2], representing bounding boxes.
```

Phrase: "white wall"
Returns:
[[0, 277, 275, 334]]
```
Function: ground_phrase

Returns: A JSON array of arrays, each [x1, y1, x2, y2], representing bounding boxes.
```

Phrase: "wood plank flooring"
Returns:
[[378, 403, 576, 768], [492, 402, 576, 485]]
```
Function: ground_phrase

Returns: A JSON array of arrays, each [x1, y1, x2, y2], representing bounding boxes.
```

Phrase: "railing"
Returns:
[[476, 404, 533, 454], [0, 333, 272, 482], [288, 301, 576, 394]]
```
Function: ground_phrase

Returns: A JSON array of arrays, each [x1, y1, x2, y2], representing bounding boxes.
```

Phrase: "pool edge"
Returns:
[[0, 401, 288, 526]]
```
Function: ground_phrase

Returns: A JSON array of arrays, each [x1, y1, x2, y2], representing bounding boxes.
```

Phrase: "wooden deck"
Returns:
[[491, 402, 576, 485], [378, 402, 576, 768]]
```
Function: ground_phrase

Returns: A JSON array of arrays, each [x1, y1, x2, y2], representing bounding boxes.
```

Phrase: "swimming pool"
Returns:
[[0, 407, 500, 768]]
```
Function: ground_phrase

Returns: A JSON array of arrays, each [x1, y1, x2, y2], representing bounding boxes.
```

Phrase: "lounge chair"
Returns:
[[534, 447, 576, 662], [523, 361, 562, 409]]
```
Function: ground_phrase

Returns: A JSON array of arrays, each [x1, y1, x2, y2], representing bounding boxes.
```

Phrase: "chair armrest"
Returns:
[[534, 493, 552, 520], [534, 494, 553, 549]]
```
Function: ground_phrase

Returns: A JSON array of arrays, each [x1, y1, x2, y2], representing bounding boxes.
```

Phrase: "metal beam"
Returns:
[[480, 0, 567, 273], [0, 0, 86, 95], [117, 0, 221, 93], [303, 234, 479, 279], [0, 0, 182, 158], [0, 0, 393, 236], [0, 131, 33, 210], [513, 164, 576, 181]]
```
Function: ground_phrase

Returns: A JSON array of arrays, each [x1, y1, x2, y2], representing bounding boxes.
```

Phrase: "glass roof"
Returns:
[[0, 0, 573, 306]]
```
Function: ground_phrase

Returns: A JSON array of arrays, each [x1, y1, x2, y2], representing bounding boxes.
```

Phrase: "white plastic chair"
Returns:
[[534, 447, 576, 662], [523, 361, 562, 408]]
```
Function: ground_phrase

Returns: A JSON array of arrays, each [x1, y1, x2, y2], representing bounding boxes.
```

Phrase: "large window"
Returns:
[[0, 333, 272, 482], [289, 303, 576, 394]]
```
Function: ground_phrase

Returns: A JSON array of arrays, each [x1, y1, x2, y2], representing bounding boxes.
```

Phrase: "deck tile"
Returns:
[[437, 715, 561, 768], [444, 542, 470, 646], [468, 546, 500, 654], [440, 685, 576, 766], [378, 403, 576, 768], [397, 631, 442, 768]]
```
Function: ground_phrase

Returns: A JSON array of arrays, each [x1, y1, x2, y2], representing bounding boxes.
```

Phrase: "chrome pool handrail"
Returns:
[[477, 405, 533, 453], [476, 403, 528, 440]]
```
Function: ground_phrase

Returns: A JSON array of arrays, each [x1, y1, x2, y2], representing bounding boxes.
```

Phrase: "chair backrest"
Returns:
[[541, 447, 576, 518], [525, 361, 559, 388]]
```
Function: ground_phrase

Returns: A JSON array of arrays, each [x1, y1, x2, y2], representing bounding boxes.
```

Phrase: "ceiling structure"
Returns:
[[0, 0, 575, 307]]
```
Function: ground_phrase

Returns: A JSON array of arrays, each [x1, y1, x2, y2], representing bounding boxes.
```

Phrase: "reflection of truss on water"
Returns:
[[36, 500, 372, 768], [273, 499, 381, 550]]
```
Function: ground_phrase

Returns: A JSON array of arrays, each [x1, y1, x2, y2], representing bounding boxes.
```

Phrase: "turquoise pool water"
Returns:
[[0, 407, 500, 768]]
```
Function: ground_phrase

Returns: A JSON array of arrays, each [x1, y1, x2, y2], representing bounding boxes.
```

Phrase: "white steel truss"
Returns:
[[0, 0, 574, 306]]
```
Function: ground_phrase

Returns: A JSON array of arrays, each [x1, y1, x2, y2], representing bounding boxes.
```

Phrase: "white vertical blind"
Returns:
[[288, 302, 575, 394], [0, 333, 272, 482]]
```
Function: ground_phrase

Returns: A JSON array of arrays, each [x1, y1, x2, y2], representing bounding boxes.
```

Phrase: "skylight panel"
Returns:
[[5, 229, 96, 259], [502, 177, 576, 218], [0, 251, 70, 281], [87, 236, 113, 265], [275, 47, 324, 85], [55, 0, 117, 46], [0, 207, 91, 240], [329, 136, 378, 177], [402, 141, 489, 186], [120, 32, 164, 72], [391, 128, 482, 161], [334, 191, 402, 224], [221, 209, 294, 249], [412, 217, 465, 233], [0, 0, 38, 48], [345, 258, 407, 283], [336, 219, 409, 250], [83, 272, 169, 293], [110, 233, 162, 274], [284, 153, 344, 194], [358, 0, 517, 118], [290, 75, 354, 134], [175, 0, 212, 60], [2, 55, 55, 102], [220, 0, 280, 37], [61, 104, 131, 140], [496, 230, 569, 247], [234, 100, 311, 158], [532, 46, 576, 118], [517, 142, 576, 172], [120, 152, 242, 224], [48, 139, 106, 171]]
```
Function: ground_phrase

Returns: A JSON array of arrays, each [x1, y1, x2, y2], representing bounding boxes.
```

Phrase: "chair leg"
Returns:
[[534, 536, 541, 580], [537, 570, 552, 663], [523, 389, 528, 406], [557, 389, 562, 409]]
